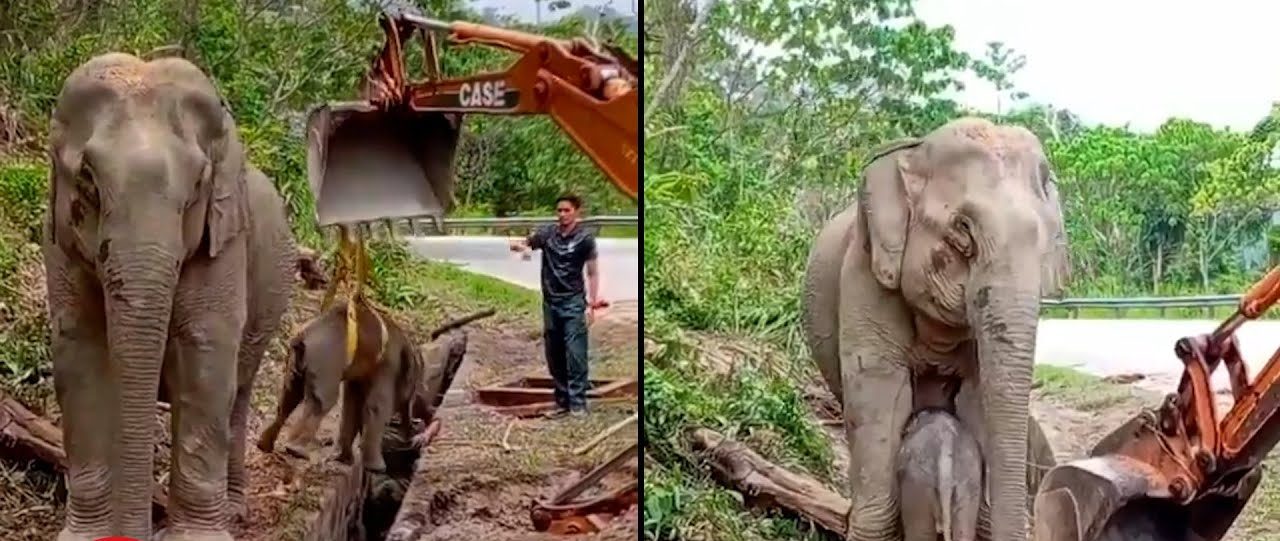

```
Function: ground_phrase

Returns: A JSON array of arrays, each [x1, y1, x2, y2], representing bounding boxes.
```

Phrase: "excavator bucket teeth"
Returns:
[[306, 101, 462, 227], [1033, 455, 1261, 541]]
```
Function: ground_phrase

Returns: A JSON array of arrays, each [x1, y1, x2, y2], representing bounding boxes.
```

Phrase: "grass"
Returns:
[[1032, 364, 1136, 411], [365, 238, 542, 328]]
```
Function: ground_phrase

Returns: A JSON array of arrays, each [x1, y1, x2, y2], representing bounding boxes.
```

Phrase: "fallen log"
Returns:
[[0, 391, 170, 521], [687, 427, 848, 536], [0, 393, 65, 468]]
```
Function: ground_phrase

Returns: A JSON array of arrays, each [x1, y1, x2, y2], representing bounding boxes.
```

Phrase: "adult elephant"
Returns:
[[803, 117, 1069, 541], [44, 53, 296, 541]]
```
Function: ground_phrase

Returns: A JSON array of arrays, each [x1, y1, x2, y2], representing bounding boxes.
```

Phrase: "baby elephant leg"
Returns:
[[897, 409, 984, 541]]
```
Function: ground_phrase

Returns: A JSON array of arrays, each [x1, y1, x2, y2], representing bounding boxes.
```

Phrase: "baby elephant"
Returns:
[[897, 408, 984, 541], [258, 300, 422, 472]]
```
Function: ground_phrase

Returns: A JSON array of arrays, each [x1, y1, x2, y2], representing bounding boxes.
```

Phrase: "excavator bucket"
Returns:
[[1032, 413, 1262, 541], [305, 101, 462, 227]]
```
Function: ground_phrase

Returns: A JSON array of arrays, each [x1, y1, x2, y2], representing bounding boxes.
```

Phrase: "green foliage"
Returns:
[[0, 162, 50, 383], [643, 323, 832, 541]]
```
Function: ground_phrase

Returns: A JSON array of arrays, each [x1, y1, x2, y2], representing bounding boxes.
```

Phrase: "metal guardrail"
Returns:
[[1042, 294, 1242, 318], [323, 215, 638, 238]]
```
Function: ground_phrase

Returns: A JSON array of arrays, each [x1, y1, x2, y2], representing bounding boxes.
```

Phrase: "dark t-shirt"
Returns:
[[527, 223, 598, 300]]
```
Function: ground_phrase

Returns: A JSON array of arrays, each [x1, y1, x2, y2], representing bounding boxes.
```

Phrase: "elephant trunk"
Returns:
[[102, 242, 178, 536], [968, 258, 1040, 541]]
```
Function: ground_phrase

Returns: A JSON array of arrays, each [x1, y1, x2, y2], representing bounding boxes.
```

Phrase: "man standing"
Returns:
[[510, 194, 607, 417]]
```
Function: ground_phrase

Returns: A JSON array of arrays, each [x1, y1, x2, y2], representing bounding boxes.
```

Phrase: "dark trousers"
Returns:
[[542, 294, 589, 410]]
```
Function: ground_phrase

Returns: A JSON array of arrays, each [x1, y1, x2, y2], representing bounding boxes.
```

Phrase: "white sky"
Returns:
[[913, 0, 1280, 132], [466, 0, 634, 23]]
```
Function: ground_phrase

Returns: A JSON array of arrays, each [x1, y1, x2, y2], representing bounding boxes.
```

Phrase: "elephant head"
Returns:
[[47, 53, 247, 533], [867, 118, 1068, 540]]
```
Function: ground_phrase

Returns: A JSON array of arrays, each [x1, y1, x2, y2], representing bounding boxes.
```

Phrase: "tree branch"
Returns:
[[644, 0, 716, 126]]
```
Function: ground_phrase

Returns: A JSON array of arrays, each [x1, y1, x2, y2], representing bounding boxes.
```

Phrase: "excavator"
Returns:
[[300, 9, 639, 535], [1033, 265, 1280, 541], [304, 8, 638, 229]]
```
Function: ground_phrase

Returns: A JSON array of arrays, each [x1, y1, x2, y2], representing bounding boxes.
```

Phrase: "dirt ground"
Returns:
[[0, 288, 640, 540]]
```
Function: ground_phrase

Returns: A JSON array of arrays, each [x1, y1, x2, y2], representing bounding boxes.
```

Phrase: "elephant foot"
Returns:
[[227, 498, 247, 524], [56, 528, 98, 541], [155, 527, 234, 541]]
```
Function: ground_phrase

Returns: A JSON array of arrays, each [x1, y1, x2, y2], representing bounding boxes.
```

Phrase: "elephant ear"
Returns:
[[204, 109, 249, 258], [859, 138, 925, 290]]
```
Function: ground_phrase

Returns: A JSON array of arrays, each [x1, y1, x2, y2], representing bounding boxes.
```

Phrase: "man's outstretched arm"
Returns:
[[510, 227, 546, 253]]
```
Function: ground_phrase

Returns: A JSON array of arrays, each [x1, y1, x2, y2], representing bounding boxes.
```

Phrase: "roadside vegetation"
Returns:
[[643, 1, 1280, 539]]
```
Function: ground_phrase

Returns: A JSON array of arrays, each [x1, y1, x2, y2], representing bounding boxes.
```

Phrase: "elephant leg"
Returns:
[[836, 239, 915, 541], [335, 381, 364, 465], [163, 267, 245, 539], [226, 383, 252, 523], [897, 474, 939, 541], [227, 328, 272, 521], [47, 252, 113, 540], [282, 398, 326, 460], [359, 375, 395, 472], [258, 363, 304, 453], [283, 340, 343, 459]]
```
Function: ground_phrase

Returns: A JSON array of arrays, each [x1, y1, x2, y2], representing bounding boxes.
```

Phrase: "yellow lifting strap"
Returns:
[[318, 225, 389, 378]]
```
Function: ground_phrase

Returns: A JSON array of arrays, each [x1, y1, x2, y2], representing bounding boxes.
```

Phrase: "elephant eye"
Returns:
[[947, 215, 975, 258]]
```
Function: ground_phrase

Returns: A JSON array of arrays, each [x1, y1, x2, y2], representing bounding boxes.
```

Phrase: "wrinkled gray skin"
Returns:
[[898, 409, 983, 541], [45, 53, 295, 541], [256, 302, 423, 473], [803, 117, 1070, 541]]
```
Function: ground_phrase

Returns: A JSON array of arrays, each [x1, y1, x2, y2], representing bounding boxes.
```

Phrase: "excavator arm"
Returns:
[[306, 11, 637, 227], [1034, 266, 1280, 541]]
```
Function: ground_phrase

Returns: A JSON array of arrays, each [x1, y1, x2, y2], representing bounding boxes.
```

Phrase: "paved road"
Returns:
[[405, 235, 639, 302], [1036, 318, 1280, 393], [405, 236, 1280, 394]]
